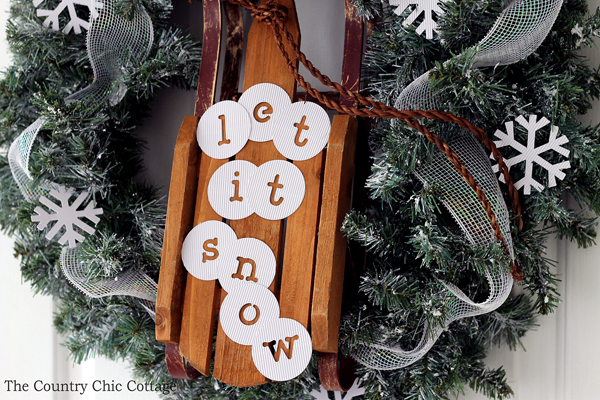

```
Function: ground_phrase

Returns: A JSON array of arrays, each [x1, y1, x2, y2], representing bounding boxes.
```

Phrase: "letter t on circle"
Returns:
[[267, 175, 284, 206], [294, 115, 309, 147]]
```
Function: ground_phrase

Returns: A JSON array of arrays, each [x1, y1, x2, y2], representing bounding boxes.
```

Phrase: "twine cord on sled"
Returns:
[[226, 0, 523, 278]]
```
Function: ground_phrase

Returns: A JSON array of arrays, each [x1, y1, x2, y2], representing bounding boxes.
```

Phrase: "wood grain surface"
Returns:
[[179, 0, 245, 376], [279, 153, 325, 329], [156, 116, 201, 344], [212, 0, 301, 387], [311, 115, 357, 353]]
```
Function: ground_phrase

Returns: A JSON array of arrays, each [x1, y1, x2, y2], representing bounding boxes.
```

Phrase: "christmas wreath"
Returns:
[[2, 0, 600, 399]]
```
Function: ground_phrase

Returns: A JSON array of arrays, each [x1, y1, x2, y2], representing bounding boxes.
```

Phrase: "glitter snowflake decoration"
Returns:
[[310, 379, 365, 400], [390, 0, 446, 39], [31, 186, 103, 247], [491, 114, 571, 195], [33, 0, 104, 34]]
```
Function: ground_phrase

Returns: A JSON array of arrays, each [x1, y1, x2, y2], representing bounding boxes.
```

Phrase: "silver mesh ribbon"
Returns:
[[471, 0, 563, 68], [351, 0, 563, 370], [65, 0, 154, 105], [7, 117, 60, 201], [61, 246, 158, 318], [8, 1, 157, 314], [353, 134, 514, 369], [10, 0, 154, 199], [416, 135, 514, 256], [395, 0, 564, 111]]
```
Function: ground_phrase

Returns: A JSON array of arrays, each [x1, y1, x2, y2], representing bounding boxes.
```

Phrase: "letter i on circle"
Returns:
[[218, 115, 231, 146], [231, 172, 243, 202]]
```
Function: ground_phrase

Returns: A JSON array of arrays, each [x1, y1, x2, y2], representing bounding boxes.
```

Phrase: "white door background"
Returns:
[[1, 1, 599, 399]]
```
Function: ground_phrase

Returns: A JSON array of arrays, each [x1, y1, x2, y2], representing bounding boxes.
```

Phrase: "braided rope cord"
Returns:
[[227, 0, 522, 278]]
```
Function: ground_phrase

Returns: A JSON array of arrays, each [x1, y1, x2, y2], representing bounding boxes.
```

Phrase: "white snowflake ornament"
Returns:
[[390, 0, 446, 39], [31, 186, 103, 247], [310, 379, 365, 400], [491, 114, 571, 195], [34, 0, 104, 34]]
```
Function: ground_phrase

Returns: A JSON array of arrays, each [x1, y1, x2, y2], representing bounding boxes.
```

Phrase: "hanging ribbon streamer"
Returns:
[[9, 0, 157, 315], [61, 247, 159, 318], [8, 117, 57, 202], [353, 0, 563, 370], [353, 134, 513, 369], [65, 0, 154, 105], [396, 0, 564, 110]]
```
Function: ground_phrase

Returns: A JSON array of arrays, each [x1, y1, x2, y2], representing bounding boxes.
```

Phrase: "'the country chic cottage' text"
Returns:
[[3, 379, 176, 395]]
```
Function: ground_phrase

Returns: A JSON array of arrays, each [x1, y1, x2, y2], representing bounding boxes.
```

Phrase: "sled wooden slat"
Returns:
[[312, 114, 358, 353], [279, 154, 325, 329], [156, 115, 201, 344], [178, 0, 245, 377], [178, 154, 228, 375], [157, 0, 222, 375], [212, 0, 301, 387]]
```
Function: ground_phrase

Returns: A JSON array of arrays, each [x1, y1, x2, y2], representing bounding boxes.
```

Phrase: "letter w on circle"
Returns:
[[263, 335, 300, 362], [232, 256, 258, 282]]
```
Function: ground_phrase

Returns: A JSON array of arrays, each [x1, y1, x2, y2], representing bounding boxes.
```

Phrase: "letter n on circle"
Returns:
[[232, 256, 259, 282]]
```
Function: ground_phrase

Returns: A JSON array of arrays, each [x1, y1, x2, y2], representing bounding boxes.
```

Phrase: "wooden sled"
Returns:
[[155, 0, 365, 390]]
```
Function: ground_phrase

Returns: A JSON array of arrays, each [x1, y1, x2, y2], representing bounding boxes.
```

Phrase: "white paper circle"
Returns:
[[251, 318, 312, 381], [208, 160, 257, 220], [248, 160, 306, 220], [238, 83, 292, 142], [181, 220, 238, 281], [272, 101, 331, 161], [197, 100, 251, 159], [219, 283, 280, 346], [218, 237, 277, 293]]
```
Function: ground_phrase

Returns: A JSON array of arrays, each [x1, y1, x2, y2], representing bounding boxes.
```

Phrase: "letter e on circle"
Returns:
[[254, 102, 273, 123]]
